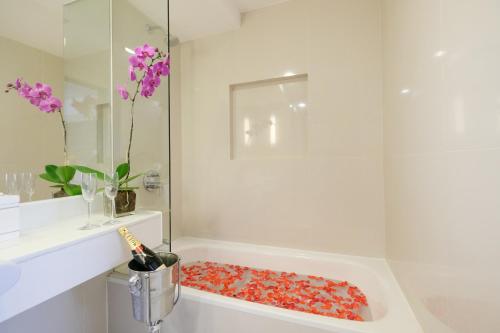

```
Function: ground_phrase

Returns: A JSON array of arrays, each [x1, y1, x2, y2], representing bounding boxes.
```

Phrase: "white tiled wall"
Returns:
[[230, 75, 308, 160], [173, 0, 385, 256], [383, 0, 500, 331]]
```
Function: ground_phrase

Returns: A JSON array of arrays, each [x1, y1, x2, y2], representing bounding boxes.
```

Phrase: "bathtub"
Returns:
[[161, 238, 423, 333]]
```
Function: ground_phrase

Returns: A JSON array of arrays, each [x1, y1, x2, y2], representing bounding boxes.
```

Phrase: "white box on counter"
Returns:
[[0, 195, 20, 241]]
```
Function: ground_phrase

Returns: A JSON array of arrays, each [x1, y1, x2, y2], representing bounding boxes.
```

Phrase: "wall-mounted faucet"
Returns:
[[143, 170, 163, 192]]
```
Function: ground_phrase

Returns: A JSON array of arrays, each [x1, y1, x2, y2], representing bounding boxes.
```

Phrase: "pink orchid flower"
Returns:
[[6, 79, 60, 113], [39, 96, 62, 113], [18, 82, 32, 98], [129, 65, 137, 81], [118, 44, 170, 101], [28, 82, 52, 107], [117, 85, 129, 100], [129, 55, 146, 70], [135, 43, 156, 59], [116, 44, 171, 179], [152, 59, 170, 77], [140, 70, 161, 98], [5, 78, 68, 160]]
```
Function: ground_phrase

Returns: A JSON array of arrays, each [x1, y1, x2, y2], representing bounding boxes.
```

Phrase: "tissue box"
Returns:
[[0, 195, 20, 241]]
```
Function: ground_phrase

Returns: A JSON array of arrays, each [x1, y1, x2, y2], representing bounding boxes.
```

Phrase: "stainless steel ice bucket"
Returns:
[[128, 252, 181, 327]]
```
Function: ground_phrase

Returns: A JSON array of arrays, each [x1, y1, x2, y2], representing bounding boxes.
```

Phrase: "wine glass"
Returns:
[[80, 172, 100, 230], [6, 172, 20, 195], [21, 172, 35, 202], [1, 172, 8, 194], [103, 172, 120, 225]]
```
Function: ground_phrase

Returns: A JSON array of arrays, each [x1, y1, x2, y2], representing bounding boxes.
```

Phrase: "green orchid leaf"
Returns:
[[49, 185, 64, 188], [119, 173, 143, 186], [116, 163, 129, 180], [56, 166, 76, 183], [45, 165, 59, 180], [72, 165, 105, 181], [39, 173, 63, 184], [45, 165, 58, 173], [63, 183, 82, 196]]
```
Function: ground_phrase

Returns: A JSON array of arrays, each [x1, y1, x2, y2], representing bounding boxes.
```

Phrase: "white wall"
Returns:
[[383, 0, 500, 332], [174, 0, 385, 256], [0, 274, 107, 333]]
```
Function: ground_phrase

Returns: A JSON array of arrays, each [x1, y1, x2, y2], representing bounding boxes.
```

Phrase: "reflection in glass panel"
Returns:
[[64, 0, 111, 171]]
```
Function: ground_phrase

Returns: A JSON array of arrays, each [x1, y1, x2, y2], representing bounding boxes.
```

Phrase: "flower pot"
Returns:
[[105, 190, 136, 217]]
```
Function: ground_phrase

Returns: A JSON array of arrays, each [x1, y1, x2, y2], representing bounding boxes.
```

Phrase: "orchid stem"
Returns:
[[126, 76, 142, 181], [58, 109, 68, 165], [125, 55, 162, 180]]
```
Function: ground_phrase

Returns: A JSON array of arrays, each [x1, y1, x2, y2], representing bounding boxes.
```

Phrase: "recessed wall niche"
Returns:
[[230, 74, 308, 160]]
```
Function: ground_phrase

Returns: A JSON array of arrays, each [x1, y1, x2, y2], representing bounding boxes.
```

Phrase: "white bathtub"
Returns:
[[161, 238, 423, 333]]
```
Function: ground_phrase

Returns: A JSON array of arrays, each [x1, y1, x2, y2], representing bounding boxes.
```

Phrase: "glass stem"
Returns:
[[111, 198, 115, 219], [87, 202, 92, 223]]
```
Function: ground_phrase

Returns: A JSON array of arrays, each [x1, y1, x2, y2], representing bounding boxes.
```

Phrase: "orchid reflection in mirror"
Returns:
[[39, 165, 82, 198], [21, 172, 35, 202], [4, 79, 69, 164], [103, 172, 120, 225], [80, 172, 99, 230]]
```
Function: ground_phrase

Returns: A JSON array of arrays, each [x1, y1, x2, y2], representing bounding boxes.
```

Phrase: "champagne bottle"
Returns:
[[118, 227, 166, 271]]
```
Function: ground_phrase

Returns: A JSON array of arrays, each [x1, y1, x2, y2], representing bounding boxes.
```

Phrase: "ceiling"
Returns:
[[0, 0, 289, 57], [0, 0, 65, 56], [168, 0, 290, 42]]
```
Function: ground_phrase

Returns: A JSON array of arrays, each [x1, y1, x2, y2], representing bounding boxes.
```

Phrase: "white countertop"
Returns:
[[0, 194, 19, 209], [0, 209, 163, 323], [0, 210, 162, 263]]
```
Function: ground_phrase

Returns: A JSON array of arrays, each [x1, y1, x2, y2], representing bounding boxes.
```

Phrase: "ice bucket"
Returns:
[[128, 252, 181, 329]]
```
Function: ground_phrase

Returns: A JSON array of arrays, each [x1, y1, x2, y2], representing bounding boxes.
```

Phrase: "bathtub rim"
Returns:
[[171, 237, 423, 333]]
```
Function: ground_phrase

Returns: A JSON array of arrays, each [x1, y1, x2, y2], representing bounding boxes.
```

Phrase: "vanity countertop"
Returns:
[[0, 210, 162, 263], [0, 194, 20, 209], [0, 209, 163, 323]]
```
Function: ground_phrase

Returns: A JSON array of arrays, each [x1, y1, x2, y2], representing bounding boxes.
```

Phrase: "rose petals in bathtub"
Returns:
[[181, 261, 369, 322]]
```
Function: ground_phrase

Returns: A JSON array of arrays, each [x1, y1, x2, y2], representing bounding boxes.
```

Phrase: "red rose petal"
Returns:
[[181, 261, 369, 322]]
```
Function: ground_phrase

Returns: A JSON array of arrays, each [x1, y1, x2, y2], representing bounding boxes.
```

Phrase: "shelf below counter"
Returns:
[[0, 210, 162, 323]]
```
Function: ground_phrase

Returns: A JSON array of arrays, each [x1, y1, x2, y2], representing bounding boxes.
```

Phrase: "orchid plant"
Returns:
[[4, 43, 169, 198], [5, 79, 68, 162], [117, 43, 170, 181]]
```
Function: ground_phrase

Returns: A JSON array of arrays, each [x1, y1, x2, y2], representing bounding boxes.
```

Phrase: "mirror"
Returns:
[[0, 0, 170, 207], [0, 0, 111, 201]]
